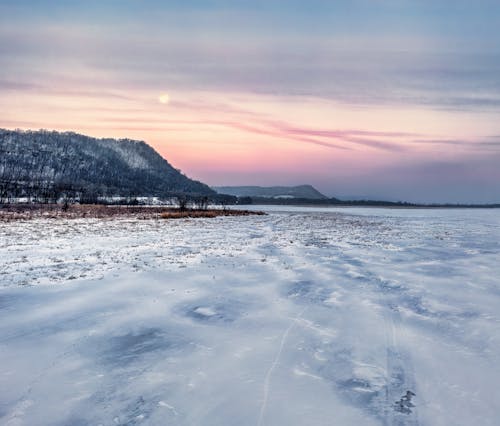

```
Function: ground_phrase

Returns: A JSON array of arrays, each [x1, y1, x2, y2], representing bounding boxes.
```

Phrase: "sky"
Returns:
[[1, 0, 500, 203]]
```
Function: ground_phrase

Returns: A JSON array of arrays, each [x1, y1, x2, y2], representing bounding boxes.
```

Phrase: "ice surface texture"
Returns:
[[0, 207, 499, 425]]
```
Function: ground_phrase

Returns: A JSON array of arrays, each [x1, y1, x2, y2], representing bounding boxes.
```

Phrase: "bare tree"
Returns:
[[194, 196, 209, 210], [176, 196, 188, 211]]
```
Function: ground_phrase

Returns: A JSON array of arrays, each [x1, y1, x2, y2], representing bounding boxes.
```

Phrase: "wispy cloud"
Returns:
[[2, 19, 500, 110]]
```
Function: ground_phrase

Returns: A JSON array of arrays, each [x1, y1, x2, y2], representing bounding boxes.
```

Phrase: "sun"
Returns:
[[158, 93, 170, 104]]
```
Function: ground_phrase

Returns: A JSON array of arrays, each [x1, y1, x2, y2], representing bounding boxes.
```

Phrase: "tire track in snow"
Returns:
[[257, 307, 307, 426], [384, 304, 419, 426], [329, 248, 420, 426]]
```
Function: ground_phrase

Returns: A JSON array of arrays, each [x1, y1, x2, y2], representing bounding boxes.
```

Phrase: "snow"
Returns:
[[109, 142, 150, 169], [1, 206, 499, 425]]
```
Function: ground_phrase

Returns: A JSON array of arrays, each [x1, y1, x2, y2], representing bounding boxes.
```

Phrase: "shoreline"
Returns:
[[0, 204, 265, 221]]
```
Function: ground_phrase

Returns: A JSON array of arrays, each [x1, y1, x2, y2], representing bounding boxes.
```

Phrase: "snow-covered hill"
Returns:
[[0, 128, 215, 199]]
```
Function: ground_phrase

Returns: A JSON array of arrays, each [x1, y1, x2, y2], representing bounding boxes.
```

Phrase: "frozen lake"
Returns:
[[1, 206, 499, 425]]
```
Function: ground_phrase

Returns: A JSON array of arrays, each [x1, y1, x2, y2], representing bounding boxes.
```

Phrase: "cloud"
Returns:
[[2, 19, 500, 111], [0, 80, 41, 90], [266, 123, 410, 151], [410, 138, 500, 150]]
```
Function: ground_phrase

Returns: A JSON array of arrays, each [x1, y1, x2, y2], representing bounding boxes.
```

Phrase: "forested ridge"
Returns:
[[0, 129, 215, 201]]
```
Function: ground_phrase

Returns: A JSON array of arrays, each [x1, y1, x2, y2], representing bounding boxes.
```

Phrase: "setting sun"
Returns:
[[158, 93, 170, 104]]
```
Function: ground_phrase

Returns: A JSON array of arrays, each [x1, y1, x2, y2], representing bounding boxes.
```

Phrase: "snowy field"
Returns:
[[1, 206, 499, 425]]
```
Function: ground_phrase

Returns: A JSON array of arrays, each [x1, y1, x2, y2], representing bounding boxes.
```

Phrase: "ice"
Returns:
[[1, 207, 499, 425]]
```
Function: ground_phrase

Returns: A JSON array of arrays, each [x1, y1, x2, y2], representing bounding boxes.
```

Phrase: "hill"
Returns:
[[0, 129, 217, 201], [214, 185, 328, 200]]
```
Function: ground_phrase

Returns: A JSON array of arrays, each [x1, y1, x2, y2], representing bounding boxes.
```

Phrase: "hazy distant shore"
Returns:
[[240, 198, 500, 208]]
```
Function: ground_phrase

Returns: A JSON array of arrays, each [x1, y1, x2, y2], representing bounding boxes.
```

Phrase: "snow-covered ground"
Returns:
[[1, 206, 499, 425]]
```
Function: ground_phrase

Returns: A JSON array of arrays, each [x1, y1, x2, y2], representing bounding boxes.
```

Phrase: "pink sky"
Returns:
[[2, 83, 499, 202]]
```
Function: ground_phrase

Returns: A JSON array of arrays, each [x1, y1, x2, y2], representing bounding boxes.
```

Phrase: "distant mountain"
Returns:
[[214, 185, 328, 200], [0, 129, 216, 200]]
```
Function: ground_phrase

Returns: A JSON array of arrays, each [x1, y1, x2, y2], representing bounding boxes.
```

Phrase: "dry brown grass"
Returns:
[[0, 204, 265, 221], [159, 209, 264, 219]]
